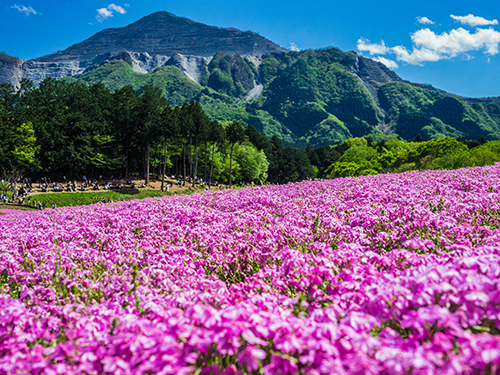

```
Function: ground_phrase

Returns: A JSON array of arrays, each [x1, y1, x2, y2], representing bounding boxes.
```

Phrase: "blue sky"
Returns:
[[2, 0, 499, 98]]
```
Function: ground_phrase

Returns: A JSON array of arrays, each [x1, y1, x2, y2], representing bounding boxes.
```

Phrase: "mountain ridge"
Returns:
[[35, 12, 285, 62]]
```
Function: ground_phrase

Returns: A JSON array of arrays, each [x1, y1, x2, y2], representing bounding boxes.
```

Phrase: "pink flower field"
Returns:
[[1, 166, 500, 374]]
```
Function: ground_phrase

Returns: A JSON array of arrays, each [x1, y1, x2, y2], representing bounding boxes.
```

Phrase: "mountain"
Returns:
[[0, 11, 285, 88], [36, 12, 285, 62], [2, 12, 500, 147]]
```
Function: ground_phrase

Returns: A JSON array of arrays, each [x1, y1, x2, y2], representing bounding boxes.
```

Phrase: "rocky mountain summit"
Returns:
[[0, 11, 285, 86]]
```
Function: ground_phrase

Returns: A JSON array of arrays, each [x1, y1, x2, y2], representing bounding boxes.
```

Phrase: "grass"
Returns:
[[11, 189, 175, 210]]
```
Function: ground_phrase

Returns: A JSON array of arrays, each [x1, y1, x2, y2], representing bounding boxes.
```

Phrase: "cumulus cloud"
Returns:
[[417, 16, 434, 25], [408, 27, 500, 60], [357, 38, 390, 55], [357, 21, 500, 66], [451, 14, 498, 27], [372, 56, 399, 69], [95, 3, 127, 22], [289, 42, 300, 52], [11, 4, 38, 15], [108, 4, 126, 14]]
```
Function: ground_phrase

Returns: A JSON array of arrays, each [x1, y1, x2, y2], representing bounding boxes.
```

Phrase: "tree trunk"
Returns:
[[125, 136, 129, 178], [209, 143, 215, 189], [229, 143, 234, 188], [145, 142, 150, 185], [192, 138, 199, 188], [161, 140, 167, 192], [204, 140, 208, 183], [183, 139, 186, 186], [189, 136, 193, 184]]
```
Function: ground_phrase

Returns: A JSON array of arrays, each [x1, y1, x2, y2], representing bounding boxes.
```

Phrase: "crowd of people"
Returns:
[[0, 173, 227, 211]]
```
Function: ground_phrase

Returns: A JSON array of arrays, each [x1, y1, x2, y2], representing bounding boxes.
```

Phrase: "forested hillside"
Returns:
[[69, 48, 500, 147]]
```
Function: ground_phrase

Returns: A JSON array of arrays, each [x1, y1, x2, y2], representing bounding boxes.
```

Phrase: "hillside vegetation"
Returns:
[[72, 48, 500, 147]]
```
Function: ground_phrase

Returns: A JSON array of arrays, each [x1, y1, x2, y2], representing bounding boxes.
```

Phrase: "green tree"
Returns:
[[113, 85, 139, 177], [137, 84, 167, 184], [12, 122, 39, 167], [234, 143, 269, 183], [226, 121, 246, 187], [208, 120, 225, 188]]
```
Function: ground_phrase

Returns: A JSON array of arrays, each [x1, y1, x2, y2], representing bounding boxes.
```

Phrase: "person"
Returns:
[[42, 201, 46, 209]]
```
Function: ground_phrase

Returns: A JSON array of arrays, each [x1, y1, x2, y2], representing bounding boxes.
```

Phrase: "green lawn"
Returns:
[[22, 189, 173, 209]]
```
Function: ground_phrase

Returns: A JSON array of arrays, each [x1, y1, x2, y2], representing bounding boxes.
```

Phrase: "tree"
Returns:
[[188, 102, 210, 187], [137, 84, 167, 185], [208, 120, 225, 188], [12, 122, 38, 167], [234, 143, 269, 182], [226, 121, 246, 187], [159, 103, 177, 191], [178, 103, 193, 186], [113, 86, 139, 177]]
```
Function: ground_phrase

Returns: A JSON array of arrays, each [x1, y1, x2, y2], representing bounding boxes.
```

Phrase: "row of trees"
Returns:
[[0, 78, 317, 186], [306, 135, 500, 178]]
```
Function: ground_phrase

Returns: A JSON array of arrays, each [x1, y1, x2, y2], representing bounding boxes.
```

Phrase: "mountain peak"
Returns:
[[35, 11, 285, 62]]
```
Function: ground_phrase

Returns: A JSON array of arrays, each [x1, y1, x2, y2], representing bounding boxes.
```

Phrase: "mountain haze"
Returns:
[[1, 11, 500, 147]]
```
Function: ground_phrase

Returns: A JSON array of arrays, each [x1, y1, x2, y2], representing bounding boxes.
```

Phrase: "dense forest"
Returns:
[[0, 78, 315, 186], [2, 78, 500, 188]]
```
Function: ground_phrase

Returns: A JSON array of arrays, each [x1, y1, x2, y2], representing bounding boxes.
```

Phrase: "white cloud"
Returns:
[[372, 56, 399, 69], [108, 4, 126, 14], [411, 27, 500, 58], [357, 26, 500, 66], [96, 7, 113, 22], [289, 42, 300, 52], [11, 4, 38, 15], [451, 14, 498, 27], [417, 16, 434, 25], [95, 3, 127, 22], [356, 38, 390, 55]]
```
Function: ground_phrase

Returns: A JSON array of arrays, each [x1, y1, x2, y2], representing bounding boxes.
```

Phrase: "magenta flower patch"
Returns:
[[1, 166, 500, 373]]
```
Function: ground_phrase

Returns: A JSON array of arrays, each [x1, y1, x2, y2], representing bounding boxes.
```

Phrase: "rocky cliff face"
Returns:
[[0, 11, 286, 86], [0, 53, 25, 87]]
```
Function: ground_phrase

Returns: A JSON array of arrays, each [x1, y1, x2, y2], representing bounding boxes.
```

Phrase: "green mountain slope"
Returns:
[[72, 48, 500, 147]]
